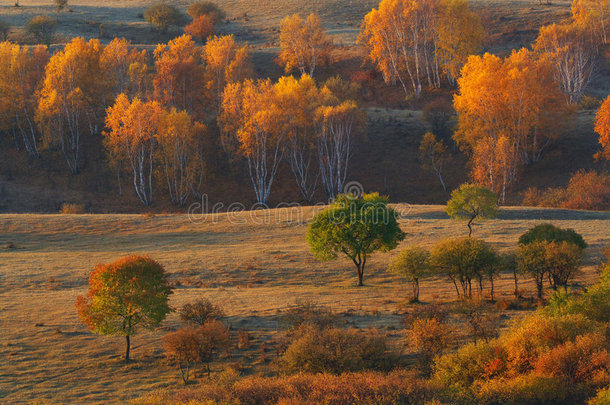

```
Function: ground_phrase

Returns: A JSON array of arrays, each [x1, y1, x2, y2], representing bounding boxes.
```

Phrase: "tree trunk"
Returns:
[[467, 216, 475, 237], [513, 268, 519, 297], [125, 335, 130, 362], [357, 264, 364, 287]]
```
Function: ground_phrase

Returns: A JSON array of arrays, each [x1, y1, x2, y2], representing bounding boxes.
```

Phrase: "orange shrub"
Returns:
[[185, 14, 214, 42], [561, 170, 610, 211]]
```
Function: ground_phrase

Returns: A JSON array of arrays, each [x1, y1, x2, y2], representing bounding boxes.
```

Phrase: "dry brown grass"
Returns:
[[0, 205, 609, 403]]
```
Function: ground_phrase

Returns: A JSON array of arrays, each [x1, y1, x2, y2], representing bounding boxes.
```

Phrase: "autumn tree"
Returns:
[[104, 94, 165, 205], [435, 0, 484, 85], [430, 237, 497, 299], [203, 34, 251, 106], [534, 23, 598, 104], [454, 49, 568, 199], [0, 43, 49, 158], [76, 255, 173, 362], [187, 1, 226, 25], [595, 95, 610, 161], [278, 13, 333, 76], [101, 37, 148, 99], [164, 327, 201, 384], [388, 246, 431, 302], [446, 183, 498, 237], [517, 241, 552, 300], [153, 34, 206, 118], [37, 37, 109, 173], [220, 79, 283, 205], [419, 132, 449, 191], [307, 193, 405, 286], [145, 3, 185, 34], [275, 74, 321, 202], [157, 108, 207, 206], [571, 0, 608, 44], [195, 319, 231, 376], [179, 298, 225, 326]]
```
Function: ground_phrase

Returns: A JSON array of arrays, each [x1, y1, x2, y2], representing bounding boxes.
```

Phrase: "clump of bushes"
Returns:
[[179, 298, 225, 326], [59, 203, 85, 214], [518, 223, 587, 250], [280, 325, 395, 374], [145, 3, 185, 33], [25, 15, 57, 46], [280, 300, 337, 331], [522, 170, 610, 211], [186, 1, 225, 25]]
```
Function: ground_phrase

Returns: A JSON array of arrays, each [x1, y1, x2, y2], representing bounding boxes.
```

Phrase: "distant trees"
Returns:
[[453, 49, 568, 200], [359, 0, 483, 97], [446, 184, 498, 237], [185, 14, 215, 42], [278, 13, 333, 77], [203, 35, 251, 105], [37, 37, 109, 174], [179, 299, 225, 326], [76, 255, 173, 362], [145, 3, 185, 34], [595, 96, 610, 161], [0, 43, 49, 158], [519, 223, 587, 250], [307, 193, 405, 286]]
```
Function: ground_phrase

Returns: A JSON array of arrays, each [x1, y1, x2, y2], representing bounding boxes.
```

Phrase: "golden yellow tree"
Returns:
[[101, 37, 148, 98], [435, 0, 484, 85], [595, 96, 610, 161], [220, 79, 283, 205], [203, 34, 251, 105], [572, 0, 608, 44], [0, 42, 49, 157], [157, 108, 207, 206], [278, 13, 333, 76], [37, 37, 109, 173], [534, 23, 597, 104], [153, 34, 206, 118], [104, 94, 165, 205]]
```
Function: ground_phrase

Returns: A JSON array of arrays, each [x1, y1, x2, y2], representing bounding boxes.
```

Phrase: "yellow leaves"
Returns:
[[203, 35, 251, 99], [278, 13, 332, 76], [594, 96, 610, 161]]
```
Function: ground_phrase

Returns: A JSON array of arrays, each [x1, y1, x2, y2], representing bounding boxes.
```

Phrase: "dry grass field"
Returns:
[[0, 205, 609, 403]]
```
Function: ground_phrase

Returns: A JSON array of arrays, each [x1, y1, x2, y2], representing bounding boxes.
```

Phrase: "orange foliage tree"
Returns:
[[37, 37, 109, 173], [185, 14, 215, 42], [278, 13, 333, 77], [104, 94, 165, 206], [220, 79, 283, 205], [360, 0, 483, 97], [571, 0, 608, 44], [76, 255, 172, 362], [534, 23, 598, 104], [203, 34, 251, 106], [595, 96, 610, 161], [101, 37, 148, 98], [0, 42, 49, 157], [454, 49, 568, 201], [153, 34, 206, 118]]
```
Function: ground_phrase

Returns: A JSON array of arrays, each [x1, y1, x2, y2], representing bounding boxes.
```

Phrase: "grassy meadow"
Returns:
[[1, 205, 609, 403]]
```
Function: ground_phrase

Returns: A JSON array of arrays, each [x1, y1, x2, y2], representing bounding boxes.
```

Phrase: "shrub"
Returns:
[[589, 386, 610, 405], [197, 319, 231, 376], [145, 3, 185, 33], [281, 300, 337, 331], [475, 374, 573, 405], [407, 318, 452, 372], [521, 186, 567, 208], [185, 14, 214, 41], [187, 1, 225, 24], [25, 15, 57, 46], [456, 301, 501, 344], [519, 223, 587, 250], [164, 327, 202, 384], [281, 325, 394, 374], [54, 0, 67, 11], [579, 95, 602, 111], [0, 20, 9, 41], [59, 203, 85, 214], [179, 298, 225, 326], [562, 170, 610, 211]]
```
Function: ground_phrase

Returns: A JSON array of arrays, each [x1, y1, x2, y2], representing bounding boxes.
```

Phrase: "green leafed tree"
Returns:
[[145, 3, 185, 33], [76, 255, 173, 361], [518, 223, 587, 250], [388, 246, 431, 302], [446, 183, 499, 236], [307, 192, 405, 286]]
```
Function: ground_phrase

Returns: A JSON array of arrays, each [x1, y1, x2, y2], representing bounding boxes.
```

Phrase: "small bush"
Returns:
[[407, 317, 452, 372], [185, 14, 214, 41], [179, 298, 225, 326], [187, 1, 225, 24], [145, 3, 185, 33], [54, 0, 67, 11], [579, 95, 602, 111], [280, 325, 394, 374], [562, 170, 610, 211], [281, 300, 337, 331], [25, 15, 57, 46], [589, 386, 610, 405], [60, 203, 85, 214]]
